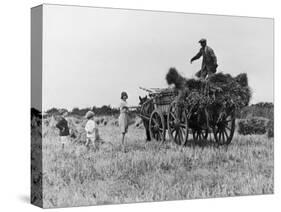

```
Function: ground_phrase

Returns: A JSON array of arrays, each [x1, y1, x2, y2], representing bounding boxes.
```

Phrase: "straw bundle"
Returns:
[[166, 68, 251, 109]]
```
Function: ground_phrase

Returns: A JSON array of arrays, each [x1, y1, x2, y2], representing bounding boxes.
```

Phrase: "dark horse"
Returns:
[[138, 95, 154, 141]]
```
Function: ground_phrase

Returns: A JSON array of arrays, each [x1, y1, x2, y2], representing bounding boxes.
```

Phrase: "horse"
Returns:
[[138, 95, 154, 142]]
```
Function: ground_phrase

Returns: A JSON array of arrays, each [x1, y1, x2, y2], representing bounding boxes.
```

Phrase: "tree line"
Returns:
[[45, 105, 120, 117]]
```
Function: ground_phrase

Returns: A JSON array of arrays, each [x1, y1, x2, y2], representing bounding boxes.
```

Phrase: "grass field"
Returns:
[[41, 117, 274, 208]]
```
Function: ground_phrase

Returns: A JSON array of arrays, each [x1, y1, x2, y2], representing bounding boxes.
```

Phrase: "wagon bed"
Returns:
[[138, 84, 236, 146]]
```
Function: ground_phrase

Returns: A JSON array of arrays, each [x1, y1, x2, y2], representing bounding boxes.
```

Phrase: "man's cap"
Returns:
[[85, 111, 95, 119], [198, 38, 207, 43]]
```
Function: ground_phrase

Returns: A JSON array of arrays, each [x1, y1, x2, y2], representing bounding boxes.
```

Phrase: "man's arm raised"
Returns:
[[190, 50, 202, 64]]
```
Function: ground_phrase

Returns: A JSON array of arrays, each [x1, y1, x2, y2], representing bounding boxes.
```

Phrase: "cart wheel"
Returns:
[[149, 109, 166, 142], [167, 101, 189, 146], [213, 111, 235, 145], [192, 128, 208, 142]]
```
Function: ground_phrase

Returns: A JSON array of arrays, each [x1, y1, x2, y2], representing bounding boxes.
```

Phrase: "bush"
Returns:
[[237, 102, 274, 120], [238, 117, 268, 135], [267, 119, 274, 138], [69, 106, 120, 117]]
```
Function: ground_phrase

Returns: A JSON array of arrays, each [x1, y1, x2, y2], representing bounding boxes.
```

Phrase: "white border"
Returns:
[[0, 0, 279, 211]]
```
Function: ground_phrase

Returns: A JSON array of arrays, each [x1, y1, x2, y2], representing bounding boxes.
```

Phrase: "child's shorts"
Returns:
[[60, 136, 69, 145]]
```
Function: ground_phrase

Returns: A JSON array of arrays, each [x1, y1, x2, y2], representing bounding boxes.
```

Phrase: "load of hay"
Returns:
[[166, 68, 251, 110]]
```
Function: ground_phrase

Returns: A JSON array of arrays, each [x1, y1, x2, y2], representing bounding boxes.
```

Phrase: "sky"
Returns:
[[42, 4, 274, 111]]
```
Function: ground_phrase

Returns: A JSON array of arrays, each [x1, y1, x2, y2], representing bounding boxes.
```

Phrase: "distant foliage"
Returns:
[[31, 108, 41, 119], [237, 102, 274, 120], [45, 107, 59, 116], [70, 107, 91, 117], [267, 119, 274, 138], [238, 117, 268, 135], [237, 102, 274, 137], [31, 108, 42, 129], [45, 107, 68, 116], [92, 105, 119, 116], [45, 105, 120, 117]]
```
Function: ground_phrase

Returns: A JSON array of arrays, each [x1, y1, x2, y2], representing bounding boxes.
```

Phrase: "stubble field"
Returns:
[[41, 116, 274, 208]]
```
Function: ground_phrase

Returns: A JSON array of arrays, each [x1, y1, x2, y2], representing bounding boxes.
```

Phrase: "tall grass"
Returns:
[[42, 117, 273, 208]]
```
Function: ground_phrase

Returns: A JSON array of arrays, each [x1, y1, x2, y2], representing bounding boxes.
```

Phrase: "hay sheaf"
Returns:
[[208, 72, 251, 107], [166, 68, 251, 109]]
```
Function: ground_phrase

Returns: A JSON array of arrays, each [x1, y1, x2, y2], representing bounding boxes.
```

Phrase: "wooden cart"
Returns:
[[138, 86, 236, 146]]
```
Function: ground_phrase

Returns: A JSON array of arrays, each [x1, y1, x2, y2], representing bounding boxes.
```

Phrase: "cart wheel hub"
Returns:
[[153, 124, 159, 131]]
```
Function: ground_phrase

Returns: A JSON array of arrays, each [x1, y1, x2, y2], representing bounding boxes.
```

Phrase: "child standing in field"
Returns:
[[85, 111, 100, 151], [119, 91, 129, 151], [56, 111, 70, 149]]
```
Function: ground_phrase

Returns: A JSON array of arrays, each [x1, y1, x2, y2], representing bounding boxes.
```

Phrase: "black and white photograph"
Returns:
[[31, 4, 274, 209]]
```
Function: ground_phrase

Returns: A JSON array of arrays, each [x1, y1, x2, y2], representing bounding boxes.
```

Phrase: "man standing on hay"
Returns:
[[190, 38, 218, 79]]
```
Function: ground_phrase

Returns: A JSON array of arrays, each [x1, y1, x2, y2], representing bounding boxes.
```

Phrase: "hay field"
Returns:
[[41, 116, 273, 208]]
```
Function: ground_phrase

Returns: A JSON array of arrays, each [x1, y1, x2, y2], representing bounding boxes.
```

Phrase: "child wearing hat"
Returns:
[[119, 91, 129, 151], [85, 111, 100, 151]]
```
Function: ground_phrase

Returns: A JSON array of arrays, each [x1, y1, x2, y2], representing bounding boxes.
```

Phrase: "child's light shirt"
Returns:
[[85, 119, 97, 138]]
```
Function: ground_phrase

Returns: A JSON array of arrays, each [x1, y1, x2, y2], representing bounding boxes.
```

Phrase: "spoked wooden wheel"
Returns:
[[167, 101, 189, 146], [192, 128, 209, 142], [149, 109, 166, 142], [213, 111, 235, 145]]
